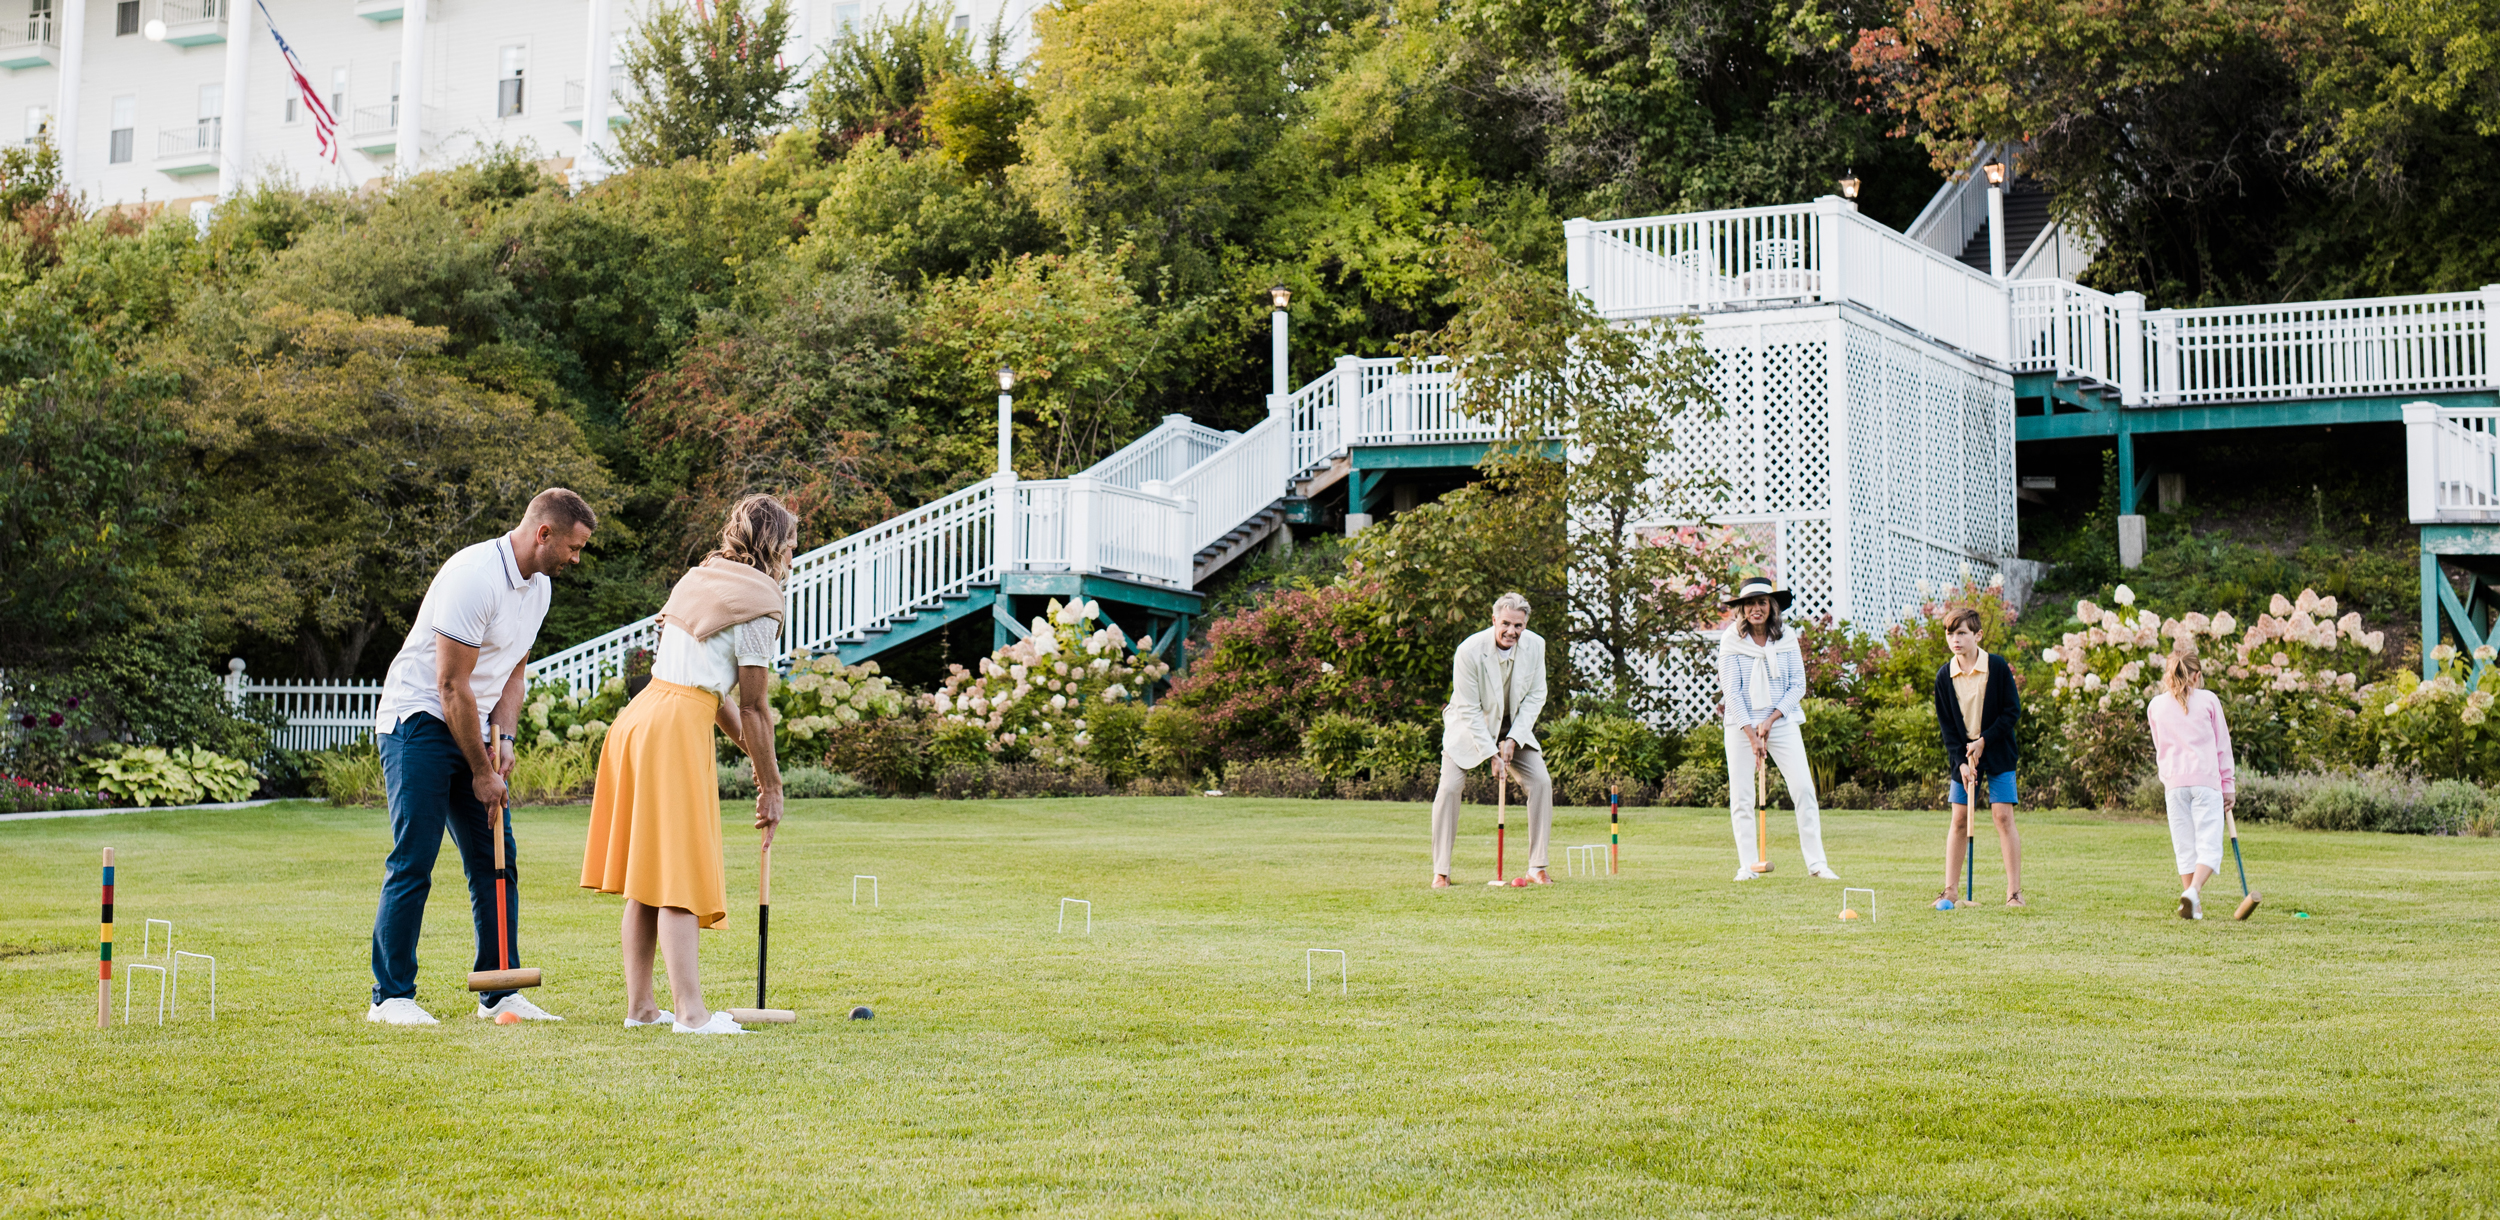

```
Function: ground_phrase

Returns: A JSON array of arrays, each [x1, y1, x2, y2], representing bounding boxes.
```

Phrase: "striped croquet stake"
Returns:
[[98, 847, 114, 1029], [1609, 784, 1622, 874]]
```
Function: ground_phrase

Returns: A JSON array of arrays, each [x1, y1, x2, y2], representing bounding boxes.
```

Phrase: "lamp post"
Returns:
[[994, 366, 1015, 477], [1269, 284, 1291, 401], [1838, 170, 1860, 202], [1983, 158, 2008, 278]]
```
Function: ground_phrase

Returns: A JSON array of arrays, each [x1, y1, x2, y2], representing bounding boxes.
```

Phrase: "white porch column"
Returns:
[[578, 0, 612, 179], [395, 0, 428, 173], [1562, 217, 1595, 303], [215, 0, 252, 197], [52, 0, 85, 190]]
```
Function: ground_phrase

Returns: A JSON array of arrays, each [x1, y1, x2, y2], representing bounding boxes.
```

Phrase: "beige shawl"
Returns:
[[657, 557, 785, 641]]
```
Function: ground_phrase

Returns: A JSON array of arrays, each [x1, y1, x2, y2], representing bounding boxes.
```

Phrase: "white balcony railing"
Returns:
[[0, 15, 57, 66], [2146, 291, 2493, 407], [155, 0, 226, 43], [156, 121, 221, 159], [1567, 199, 2015, 364]]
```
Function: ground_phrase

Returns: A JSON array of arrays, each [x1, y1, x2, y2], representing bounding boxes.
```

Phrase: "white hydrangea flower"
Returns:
[[2114, 584, 2135, 607]]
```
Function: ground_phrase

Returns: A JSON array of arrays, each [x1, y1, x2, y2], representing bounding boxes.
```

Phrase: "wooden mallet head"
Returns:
[[467, 968, 543, 992], [2234, 893, 2262, 921], [726, 1008, 796, 1023]]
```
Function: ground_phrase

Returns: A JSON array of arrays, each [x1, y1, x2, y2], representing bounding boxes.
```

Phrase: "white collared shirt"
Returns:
[[374, 536, 553, 737]]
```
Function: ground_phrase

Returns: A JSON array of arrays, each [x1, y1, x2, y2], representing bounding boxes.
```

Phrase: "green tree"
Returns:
[[1011, 0, 1291, 297], [169, 307, 611, 677], [805, 0, 986, 150], [617, 0, 800, 167], [909, 248, 1198, 477], [1351, 231, 1727, 722]]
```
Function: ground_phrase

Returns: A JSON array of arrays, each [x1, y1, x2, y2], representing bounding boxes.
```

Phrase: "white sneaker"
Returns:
[[672, 1011, 747, 1035], [1733, 868, 1761, 882], [367, 998, 439, 1026], [625, 1010, 675, 1030], [479, 994, 565, 1021], [1808, 864, 1842, 881], [2179, 890, 2204, 920]]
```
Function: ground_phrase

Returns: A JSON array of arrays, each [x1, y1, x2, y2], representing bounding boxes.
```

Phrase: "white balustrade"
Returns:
[[1088, 415, 1239, 490], [2146, 292, 2491, 406], [1163, 412, 1289, 556], [2406, 403, 2500, 522], [1570, 199, 2013, 364], [2009, 279, 2131, 386]]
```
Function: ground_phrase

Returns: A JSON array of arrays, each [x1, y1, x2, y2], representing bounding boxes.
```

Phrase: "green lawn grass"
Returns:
[[3, 796, 2497, 1217]]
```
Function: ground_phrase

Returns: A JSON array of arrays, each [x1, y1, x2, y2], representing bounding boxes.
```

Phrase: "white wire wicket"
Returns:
[[1305, 949, 1347, 996], [174, 951, 217, 1019], [1566, 845, 1608, 877], [1058, 898, 1091, 934], [1841, 888, 1876, 922], [853, 876, 879, 907]]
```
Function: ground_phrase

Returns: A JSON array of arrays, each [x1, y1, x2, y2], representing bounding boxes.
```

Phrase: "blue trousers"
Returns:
[[371, 712, 522, 1006]]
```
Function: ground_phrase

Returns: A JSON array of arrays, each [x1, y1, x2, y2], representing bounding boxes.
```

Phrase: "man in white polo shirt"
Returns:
[[366, 489, 597, 1026]]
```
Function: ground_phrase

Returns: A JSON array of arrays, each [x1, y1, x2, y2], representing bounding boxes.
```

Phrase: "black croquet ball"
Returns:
[[850, 1006, 874, 1020]]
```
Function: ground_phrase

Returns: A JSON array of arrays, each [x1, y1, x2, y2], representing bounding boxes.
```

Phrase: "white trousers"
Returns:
[[2165, 785, 2225, 874], [1429, 748, 1553, 877], [1724, 721, 1827, 872]]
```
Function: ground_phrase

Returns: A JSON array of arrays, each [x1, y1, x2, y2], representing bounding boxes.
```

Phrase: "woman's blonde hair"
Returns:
[[711, 494, 800, 581], [2162, 651, 2204, 708]]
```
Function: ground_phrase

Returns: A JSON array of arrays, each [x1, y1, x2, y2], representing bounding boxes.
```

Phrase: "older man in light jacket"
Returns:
[[1430, 592, 1552, 888]]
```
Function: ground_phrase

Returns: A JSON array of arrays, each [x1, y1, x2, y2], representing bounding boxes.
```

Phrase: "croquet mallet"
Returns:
[[1486, 759, 1510, 887], [728, 838, 796, 1023], [466, 796, 542, 994], [1751, 752, 1773, 873], [2227, 804, 2261, 920], [1964, 763, 1984, 904]]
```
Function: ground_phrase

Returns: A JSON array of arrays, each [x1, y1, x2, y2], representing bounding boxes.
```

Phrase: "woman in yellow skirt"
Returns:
[[581, 494, 794, 1034]]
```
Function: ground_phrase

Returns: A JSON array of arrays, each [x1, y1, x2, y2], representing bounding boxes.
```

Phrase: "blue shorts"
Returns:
[[1950, 771, 2019, 807]]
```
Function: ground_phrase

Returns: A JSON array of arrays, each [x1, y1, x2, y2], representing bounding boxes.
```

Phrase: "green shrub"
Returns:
[[930, 720, 993, 770], [772, 654, 915, 761], [312, 741, 385, 807], [1139, 704, 1216, 779], [781, 767, 868, 798], [1300, 712, 1371, 781], [509, 741, 599, 804], [822, 716, 932, 793], [719, 759, 757, 799], [1796, 697, 1865, 793], [1542, 714, 1667, 785], [1361, 721, 1437, 783], [2235, 768, 2491, 835], [1084, 700, 1148, 784], [1221, 759, 1333, 799], [82, 744, 256, 807], [1862, 704, 1937, 788]]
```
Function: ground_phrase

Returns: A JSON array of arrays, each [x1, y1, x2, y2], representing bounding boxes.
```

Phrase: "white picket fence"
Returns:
[[222, 663, 384, 751]]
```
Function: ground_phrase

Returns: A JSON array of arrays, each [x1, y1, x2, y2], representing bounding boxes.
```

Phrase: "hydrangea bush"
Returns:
[[927, 599, 1171, 767], [771, 653, 910, 758], [522, 677, 629, 750]]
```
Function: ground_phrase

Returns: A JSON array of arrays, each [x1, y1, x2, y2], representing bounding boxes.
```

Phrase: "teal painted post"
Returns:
[[2115, 422, 2137, 516], [1347, 469, 1375, 519], [2423, 547, 2443, 680]]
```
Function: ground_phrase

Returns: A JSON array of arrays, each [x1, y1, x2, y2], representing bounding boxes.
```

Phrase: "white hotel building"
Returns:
[[0, 0, 1034, 210]]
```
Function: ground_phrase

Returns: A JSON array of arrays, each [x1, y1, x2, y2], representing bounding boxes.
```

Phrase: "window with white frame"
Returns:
[[330, 66, 347, 119], [832, 2, 859, 32], [497, 44, 525, 117], [109, 94, 133, 162], [28, 0, 51, 41], [113, 0, 136, 35], [23, 105, 47, 147], [951, 11, 967, 32]]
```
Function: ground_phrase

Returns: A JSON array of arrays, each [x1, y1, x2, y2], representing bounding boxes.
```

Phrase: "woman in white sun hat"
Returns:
[[1718, 571, 1839, 883]]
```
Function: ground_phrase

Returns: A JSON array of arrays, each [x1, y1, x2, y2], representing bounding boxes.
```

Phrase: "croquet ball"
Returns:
[[1839, 909, 1860, 921], [849, 1006, 874, 1020], [2295, 911, 2310, 919], [494, 1011, 521, 1025], [1933, 898, 1955, 911]]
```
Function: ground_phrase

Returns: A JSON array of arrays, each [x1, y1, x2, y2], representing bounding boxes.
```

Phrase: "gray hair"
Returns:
[[1492, 592, 1532, 619]]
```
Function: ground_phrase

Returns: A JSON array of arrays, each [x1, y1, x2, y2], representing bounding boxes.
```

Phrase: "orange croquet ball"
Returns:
[[1839, 909, 1860, 921], [495, 1010, 521, 1025]]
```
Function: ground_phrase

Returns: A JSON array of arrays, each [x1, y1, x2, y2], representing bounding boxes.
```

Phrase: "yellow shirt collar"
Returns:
[[1950, 652, 1987, 679]]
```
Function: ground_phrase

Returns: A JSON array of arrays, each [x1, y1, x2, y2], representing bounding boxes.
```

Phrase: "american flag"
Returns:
[[256, 0, 337, 164]]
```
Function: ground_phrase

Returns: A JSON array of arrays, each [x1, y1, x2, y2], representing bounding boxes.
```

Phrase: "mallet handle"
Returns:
[[489, 798, 512, 973], [756, 841, 772, 1010]]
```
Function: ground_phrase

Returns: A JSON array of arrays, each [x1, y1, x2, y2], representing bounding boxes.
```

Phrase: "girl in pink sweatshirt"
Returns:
[[2146, 653, 2236, 920]]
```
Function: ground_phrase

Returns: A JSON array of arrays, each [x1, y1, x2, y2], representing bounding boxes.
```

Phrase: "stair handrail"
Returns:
[[531, 478, 1001, 694], [1905, 142, 2006, 260], [1162, 411, 1291, 559], [1084, 414, 1239, 489]]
